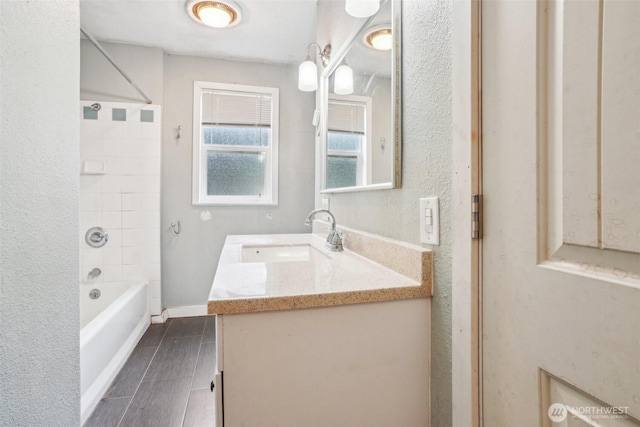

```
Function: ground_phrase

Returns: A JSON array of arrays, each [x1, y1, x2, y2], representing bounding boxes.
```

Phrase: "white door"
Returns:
[[482, 0, 640, 425]]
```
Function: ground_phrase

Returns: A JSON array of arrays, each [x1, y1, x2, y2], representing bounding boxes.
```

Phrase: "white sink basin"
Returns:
[[241, 244, 326, 263]]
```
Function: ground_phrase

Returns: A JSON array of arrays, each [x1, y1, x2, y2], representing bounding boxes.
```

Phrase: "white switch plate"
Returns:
[[420, 197, 439, 245], [322, 198, 330, 211]]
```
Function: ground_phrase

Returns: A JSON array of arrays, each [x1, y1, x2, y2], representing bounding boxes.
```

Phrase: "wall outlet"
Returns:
[[322, 198, 330, 211], [419, 197, 439, 245]]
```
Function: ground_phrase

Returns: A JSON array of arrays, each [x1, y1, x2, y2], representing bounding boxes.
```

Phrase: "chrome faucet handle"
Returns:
[[325, 230, 344, 252]]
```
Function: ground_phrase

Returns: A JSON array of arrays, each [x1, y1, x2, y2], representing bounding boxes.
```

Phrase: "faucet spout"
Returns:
[[304, 209, 343, 252], [87, 267, 101, 280], [304, 209, 336, 231]]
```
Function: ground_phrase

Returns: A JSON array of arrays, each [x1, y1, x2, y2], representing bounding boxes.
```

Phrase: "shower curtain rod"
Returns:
[[80, 27, 152, 105]]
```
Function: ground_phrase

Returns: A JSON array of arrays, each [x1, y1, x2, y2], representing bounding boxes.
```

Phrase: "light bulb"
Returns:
[[198, 5, 233, 28], [298, 59, 318, 92], [345, 0, 380, 18], [334, 64, 353, 95]]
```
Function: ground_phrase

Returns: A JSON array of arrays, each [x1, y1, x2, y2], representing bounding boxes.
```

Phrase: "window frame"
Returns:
[[192, 81, 279, 206], [326, 95, 373, 188]]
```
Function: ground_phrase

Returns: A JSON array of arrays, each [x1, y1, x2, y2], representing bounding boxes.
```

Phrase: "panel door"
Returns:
[[482, 0, 640, 424]]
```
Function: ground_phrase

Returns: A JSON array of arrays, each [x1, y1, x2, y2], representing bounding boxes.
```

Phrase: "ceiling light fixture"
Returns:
[[345, 0, 380, 18], [187, 0, 242, 28], [298, 43, 332, 92], [363, 25, 392, 51]]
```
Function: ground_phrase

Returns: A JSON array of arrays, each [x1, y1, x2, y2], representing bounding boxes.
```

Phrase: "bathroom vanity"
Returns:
[[208, 223, 432, 427]]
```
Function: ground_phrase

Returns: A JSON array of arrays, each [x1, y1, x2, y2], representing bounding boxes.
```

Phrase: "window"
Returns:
[[192, 81, 279, 205], [326, 98, 370, 189]]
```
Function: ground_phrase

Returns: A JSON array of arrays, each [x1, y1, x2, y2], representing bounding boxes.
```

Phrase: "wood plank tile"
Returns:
[[202, 316, 216, 343], [83, 397, 131, 427], [106, 346, 157, 398], [165, 317, 206, 338], [142, 336, 201, 382], [118, 378, 191, 427], [137, 323, 168, 348], [183, 389, 216, 427], [191, 342, 216, 390]]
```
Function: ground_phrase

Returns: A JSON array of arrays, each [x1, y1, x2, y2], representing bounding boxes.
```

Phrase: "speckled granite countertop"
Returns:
[[208, 226, 432, 315]]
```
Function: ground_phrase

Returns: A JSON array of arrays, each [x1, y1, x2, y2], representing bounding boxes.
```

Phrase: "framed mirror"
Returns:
[[318, 0, 401, 193]]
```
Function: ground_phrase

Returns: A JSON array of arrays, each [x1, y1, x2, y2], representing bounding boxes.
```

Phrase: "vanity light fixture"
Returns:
[[363, 25, 392, 51], [334, 63, 354, 95], [298, 43, 331, 92], [186, 0, 242, 28], [345, 0, 380, 18]]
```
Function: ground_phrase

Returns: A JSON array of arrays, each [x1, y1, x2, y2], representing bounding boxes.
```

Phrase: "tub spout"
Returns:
[[87, 267, 101, 280]]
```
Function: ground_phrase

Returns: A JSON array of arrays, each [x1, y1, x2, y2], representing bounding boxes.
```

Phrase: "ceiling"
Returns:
[[80, 0, 318, 65]]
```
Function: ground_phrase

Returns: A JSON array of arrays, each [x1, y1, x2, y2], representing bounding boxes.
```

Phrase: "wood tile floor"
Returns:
[[84, 316, 216, 427]]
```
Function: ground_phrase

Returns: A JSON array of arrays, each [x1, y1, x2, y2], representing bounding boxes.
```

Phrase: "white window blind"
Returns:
[[328, 101, 365, 134], [202, 90, 272, 126]]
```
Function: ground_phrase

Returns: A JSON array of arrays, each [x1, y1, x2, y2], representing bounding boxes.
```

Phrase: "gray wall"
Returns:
[[162, 55, 316, 307], [0, 1, 81, 425], [80, 43, 316, 309], [317, 1, 453, 426], [80, 39, 165, 105]]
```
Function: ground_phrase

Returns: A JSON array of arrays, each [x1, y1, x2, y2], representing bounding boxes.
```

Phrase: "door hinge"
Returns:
[[472, 194, 483, 240]]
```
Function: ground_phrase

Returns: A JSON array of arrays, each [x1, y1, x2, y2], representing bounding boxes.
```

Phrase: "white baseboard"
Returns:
[[150, 305, 208, 323], [150, 309, 169, 324], [168, 305, 208, 318]]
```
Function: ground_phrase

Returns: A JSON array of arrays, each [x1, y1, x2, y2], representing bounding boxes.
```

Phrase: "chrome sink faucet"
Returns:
[[304, 209, 344, 252]]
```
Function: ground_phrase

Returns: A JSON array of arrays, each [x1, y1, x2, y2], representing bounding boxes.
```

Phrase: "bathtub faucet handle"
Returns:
[[87, 268, 102, 280]]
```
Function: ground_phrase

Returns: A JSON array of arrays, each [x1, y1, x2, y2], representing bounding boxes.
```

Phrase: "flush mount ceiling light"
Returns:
[[187, 0, 242, 28], [363, 25, 392, 50], [345, 0, 380, 18]]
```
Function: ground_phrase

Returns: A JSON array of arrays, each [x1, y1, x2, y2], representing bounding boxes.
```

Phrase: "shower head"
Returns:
[[90, 103, 101, 111]]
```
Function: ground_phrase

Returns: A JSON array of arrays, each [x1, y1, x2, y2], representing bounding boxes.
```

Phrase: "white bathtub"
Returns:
[[80, 282, 150, 424]]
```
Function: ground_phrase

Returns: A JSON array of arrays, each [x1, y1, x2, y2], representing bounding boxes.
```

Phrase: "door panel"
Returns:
[[482, 0, 640, 425]]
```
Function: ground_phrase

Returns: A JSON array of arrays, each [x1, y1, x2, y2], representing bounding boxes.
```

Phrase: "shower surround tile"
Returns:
[[79, 101, 162, 315]]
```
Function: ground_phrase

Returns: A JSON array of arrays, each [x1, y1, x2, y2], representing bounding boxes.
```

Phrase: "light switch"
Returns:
[[420, 197, 439, 245]]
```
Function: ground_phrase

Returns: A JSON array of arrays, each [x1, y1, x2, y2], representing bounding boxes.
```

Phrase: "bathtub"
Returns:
[[80, 282, 150, 424]]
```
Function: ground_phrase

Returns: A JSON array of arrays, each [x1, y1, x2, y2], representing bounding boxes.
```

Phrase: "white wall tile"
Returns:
[[140, 140, 161, 158], [103, 138, 124, 157], [140, 229, 160, 246], [121, 139, 141, 157], [149, 279, 162, 297], [103, 211, 122, 229], [106, 229, 122, 247], [101, 265, 123, 283], [79, 137, 103, 158], [122, 229, 141, 247], [122, 211, 141, 229], [141, 158, 161, 176], [140, 193, 160, 211], [80, 193, 102, 212], [139, 175, 160, 193], [150, 296, 162, 315], [103, 247, 122, 265], [140, 212, 160, 229], [122, 264, 143, 281], [102, 175, 122, 193], [82, 248, 103, 266], [121, 176, 140, 193], [80, 211, 102, 231], [102, 193, 122, 211], [122, 194, 140, 211], [80, 175, 102, 193], [104, 157, 122, 175], [122, 157, 142, 175]]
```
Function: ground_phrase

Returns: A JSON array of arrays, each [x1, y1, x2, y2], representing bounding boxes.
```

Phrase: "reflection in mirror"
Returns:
[[319, 0, 400, 193]]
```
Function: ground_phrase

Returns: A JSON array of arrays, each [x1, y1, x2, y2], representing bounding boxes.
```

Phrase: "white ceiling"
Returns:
[[80, 0, 318, 65]]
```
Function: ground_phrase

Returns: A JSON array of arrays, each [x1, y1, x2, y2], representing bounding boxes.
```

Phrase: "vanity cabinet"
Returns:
[[209, 229, 433, 427], [214, 298, 430, 427]]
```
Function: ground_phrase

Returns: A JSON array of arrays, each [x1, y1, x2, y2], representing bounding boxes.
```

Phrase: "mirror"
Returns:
[[318, 0, 401, 193]]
